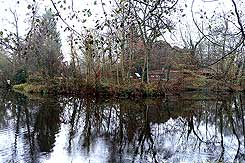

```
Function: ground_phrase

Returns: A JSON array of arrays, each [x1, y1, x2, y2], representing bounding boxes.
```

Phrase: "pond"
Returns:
[[0, 89, 244, 163]]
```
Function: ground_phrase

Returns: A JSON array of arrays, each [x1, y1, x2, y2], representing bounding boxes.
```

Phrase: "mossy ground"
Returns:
[[13, 83, 49, 94]]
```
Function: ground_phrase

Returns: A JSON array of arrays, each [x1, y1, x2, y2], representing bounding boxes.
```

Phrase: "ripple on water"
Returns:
[[0, 122, 35, 163]]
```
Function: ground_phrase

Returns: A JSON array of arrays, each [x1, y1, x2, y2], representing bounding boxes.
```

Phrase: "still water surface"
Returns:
[[0, 90, 244, 163]]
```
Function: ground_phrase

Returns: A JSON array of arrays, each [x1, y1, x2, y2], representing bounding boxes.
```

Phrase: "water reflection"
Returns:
[[0, 89, 244, 163]]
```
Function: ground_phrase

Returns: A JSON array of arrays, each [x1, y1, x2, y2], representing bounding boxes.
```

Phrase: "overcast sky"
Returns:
[[0, 0, 107, 60], [0, 0, 242, 60]]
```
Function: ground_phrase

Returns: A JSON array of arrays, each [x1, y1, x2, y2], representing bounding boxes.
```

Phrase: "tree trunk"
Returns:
[[121, 30, 125, 82], [116, 64, 119, 85], [146, 49, 150, 84], [142, 55, 147, 83]]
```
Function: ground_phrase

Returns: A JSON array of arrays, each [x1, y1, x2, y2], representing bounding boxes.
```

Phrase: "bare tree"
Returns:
[[126, 0, 177, 83]]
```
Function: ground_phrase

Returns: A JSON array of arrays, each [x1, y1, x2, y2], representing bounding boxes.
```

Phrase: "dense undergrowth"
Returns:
[[12, 72, 244, 99]]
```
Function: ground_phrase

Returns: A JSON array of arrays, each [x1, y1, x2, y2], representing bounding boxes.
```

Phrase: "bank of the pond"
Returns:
[[13, 80, 166, 98], [12, 76, 244, 99]]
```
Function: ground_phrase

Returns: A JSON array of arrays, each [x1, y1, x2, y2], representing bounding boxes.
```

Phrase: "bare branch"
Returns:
[[50, 0, 83, 38], [191, 0, 222, 47], [208, 38, 243, 66], [231, 0, 245, 39]]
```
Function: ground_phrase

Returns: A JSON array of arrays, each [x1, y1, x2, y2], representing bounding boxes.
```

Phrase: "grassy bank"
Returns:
[[12, 75, 244, 99], [12, 79, 166, 98]]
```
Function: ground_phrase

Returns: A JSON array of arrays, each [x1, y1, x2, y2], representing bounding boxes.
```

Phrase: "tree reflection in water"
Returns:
[[0, 90, 244, 163]]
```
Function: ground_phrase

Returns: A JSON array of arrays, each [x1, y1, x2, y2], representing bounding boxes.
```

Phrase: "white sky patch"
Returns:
[[0, 0, 109, 58], [165, 0, 237, 47]]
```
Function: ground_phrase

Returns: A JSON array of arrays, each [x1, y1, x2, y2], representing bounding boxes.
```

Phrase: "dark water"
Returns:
[[0, 90, 244, 163]]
